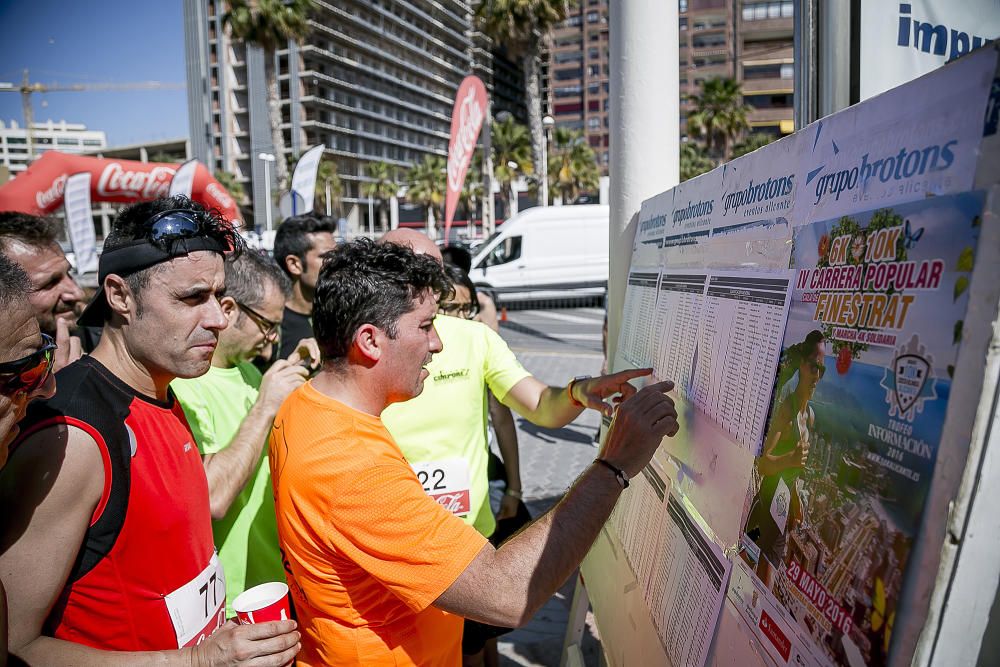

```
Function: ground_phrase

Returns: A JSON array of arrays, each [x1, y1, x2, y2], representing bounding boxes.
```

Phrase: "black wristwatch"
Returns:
[[594, 458, 629, 489]]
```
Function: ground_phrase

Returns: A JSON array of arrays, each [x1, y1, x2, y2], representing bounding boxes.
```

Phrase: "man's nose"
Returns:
[[63, 275, 85, 303]]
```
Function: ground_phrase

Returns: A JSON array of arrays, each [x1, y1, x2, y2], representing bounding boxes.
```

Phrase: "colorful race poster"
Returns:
[[735, 191, 984, 666]]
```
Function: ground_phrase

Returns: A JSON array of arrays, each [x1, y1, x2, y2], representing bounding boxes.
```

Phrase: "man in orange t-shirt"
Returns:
[[270, 238, 680, 666]]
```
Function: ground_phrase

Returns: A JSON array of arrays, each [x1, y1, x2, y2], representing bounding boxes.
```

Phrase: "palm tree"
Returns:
[[362, 161, 400, 232], [407, 154, 447, 239], [225, 0, 312, 191], [687, 77, 752, 161], [680, 141, 714, 182], [475, 1, 574, 183], [315, 158, 342, 217], [548, 127, 599, 204], [490, 116, 533, 219], [732, 132, 777, 158], [459, 151, 485, 225]]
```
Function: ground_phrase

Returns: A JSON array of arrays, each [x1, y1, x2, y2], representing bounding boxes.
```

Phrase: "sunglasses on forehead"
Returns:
[[0, 333, 56, 398], [146, 209, 204, 245]]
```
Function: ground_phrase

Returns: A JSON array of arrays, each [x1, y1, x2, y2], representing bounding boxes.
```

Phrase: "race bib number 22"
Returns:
[[411, 458, 472, 517]]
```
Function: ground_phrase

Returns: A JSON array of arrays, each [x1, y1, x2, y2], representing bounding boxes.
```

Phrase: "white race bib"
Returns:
[[411, 458, 472, 516], [164, 553, 226, 648]]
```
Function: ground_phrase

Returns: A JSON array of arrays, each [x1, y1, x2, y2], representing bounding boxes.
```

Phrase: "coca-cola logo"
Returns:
[[447, 88, 484, 191], [35, 174, 68, 210], [97, 162, 175, 200], [206, 181, 234, 210], [431, 491, 470, 515]]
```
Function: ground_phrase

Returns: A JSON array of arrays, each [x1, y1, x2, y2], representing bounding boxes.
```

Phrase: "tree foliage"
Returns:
[[475, 0, 576, 198], [362, 161, 399, 231], [490, 116, 533, 218], [225, 0, 312, 191], [548, 127, 599, 203], [732, 132, 777, 159], [687, 77, 752, 161], [680, 141, 714, 182], [407, 154, 447, 239]]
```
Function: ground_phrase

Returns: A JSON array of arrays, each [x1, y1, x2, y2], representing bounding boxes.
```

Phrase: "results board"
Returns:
[[582, 46, 1000, 667]]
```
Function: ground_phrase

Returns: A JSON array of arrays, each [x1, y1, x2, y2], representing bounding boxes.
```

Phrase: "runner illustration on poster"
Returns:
[[736, 191, 984, 667]]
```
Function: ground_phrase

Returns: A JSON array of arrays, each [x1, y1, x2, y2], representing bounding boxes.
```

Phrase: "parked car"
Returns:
[[468, 204, 609, 306]]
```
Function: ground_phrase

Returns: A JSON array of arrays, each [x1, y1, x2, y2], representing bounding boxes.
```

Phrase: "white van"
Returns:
[[468, 204, 609, 304]]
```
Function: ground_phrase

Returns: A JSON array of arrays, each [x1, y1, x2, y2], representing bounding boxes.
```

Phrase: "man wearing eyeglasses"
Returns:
[[172, 251, 312, 619], [0, 197, 300, 666]]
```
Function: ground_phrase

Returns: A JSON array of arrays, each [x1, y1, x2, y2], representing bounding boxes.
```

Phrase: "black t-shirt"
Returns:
[[280, 306, 314, 360]]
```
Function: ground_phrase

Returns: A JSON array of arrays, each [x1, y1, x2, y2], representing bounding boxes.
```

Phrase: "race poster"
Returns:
[[734, 191, 984, 666]]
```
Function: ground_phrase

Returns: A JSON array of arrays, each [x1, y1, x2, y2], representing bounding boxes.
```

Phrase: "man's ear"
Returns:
[[104, 274, 137, 323], [220, 296, 239, 324], [352, 323, 381, 364], [285, 254, 303, 279]]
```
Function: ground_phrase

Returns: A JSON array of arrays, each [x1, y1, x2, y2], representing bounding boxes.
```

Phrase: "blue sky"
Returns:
[[0, 0, 187, 145]]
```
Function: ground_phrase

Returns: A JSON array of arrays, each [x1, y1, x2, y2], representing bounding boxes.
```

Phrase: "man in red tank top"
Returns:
[[0, 197, 300, 666]]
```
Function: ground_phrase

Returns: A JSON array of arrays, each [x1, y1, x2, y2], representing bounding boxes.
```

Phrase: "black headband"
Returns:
[[97, 236, 228, 282], [78, 236, 228, 328]]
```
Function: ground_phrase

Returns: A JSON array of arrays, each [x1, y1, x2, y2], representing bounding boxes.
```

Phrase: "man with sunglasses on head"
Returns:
[[0, 211, 88, 371], [172, 251, 311, 619], [0, 197, 300, 666]]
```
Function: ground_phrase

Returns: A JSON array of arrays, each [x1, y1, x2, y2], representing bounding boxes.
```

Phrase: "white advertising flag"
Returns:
[[63, 172, 98, 274], [860, 0, 1000, 100], [168, 159, 199, 198], [289, 145, 326, 215]]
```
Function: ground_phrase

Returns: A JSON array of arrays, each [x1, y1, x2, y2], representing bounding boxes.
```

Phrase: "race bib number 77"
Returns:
[[411, 458, 472, 517], [164, 553, 226, 648]]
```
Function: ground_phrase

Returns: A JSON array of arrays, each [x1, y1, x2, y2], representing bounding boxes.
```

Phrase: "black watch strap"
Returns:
[[594, 458, 629, 489]]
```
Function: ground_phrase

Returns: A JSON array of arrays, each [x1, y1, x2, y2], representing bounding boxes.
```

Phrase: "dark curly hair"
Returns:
[[273, 213, 338, 278], [0, 211, 63, 253], [103, 195, 244, 311], [313, 238, 452, 364]]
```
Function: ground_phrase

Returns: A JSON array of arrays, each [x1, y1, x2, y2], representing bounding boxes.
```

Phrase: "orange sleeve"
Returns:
[[325, 462, 489, 613]]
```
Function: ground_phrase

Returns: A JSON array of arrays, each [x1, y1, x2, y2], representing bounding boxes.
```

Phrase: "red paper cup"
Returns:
[[233, 582, 290, 625]]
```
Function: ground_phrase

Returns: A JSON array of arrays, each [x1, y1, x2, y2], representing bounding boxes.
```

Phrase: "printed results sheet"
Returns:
[[652, 269, 794, 454], [610, 464, 732, 667]]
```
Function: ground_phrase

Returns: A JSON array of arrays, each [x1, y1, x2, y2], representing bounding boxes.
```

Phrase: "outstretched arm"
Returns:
[[435, 381, 678, 626], [501, 368, 653, 429]]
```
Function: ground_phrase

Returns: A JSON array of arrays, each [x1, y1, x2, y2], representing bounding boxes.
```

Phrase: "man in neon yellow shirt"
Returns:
[[172, 251, 315, 615]]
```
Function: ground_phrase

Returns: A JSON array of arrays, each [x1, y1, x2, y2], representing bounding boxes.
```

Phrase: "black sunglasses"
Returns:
[[0, 333, 56, 398], [236, 301, 281, 339], [147, 209, 203, 245]]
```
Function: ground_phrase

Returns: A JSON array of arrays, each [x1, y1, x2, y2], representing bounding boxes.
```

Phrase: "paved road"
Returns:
[[493, 307, 607, 667]]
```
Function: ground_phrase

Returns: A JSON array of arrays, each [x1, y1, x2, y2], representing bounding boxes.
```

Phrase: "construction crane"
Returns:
[[0, 69, 185, 160]]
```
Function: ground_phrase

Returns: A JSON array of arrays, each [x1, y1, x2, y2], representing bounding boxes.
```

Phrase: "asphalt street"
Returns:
[[493, 307, 607, 667]]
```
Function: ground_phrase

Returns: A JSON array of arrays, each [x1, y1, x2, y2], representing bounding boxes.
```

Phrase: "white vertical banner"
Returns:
[[289, 145, 325, 215], [63, 172, 98, 274], [860, 0, 1000, 100], [168, 159, 199, 197]]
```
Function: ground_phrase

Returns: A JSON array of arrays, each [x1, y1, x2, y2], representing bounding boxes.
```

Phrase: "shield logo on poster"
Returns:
[[880, 335, 938, 421]]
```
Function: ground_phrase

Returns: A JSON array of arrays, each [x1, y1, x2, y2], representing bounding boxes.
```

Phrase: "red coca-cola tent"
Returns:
[[0, 152, 241, 222]]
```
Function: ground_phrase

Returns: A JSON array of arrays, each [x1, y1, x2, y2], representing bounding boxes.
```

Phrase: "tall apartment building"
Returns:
[[543, 0, 795, 175], [184, 0, 524, 231], [541, 3, 612, 172], [0, 119, 106, 177]]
